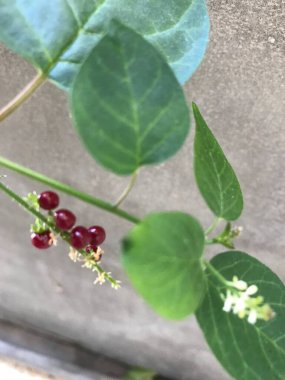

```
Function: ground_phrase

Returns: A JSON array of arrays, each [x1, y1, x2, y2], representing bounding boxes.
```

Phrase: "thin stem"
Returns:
[[0, 180, 116, 285], [114, 169, 139, 208], [0, 72, 46, 123], [205, 239, 216, 245], [0, 180, 54, 229], [204, 260, 229, 287], [93, 264, 118, 287], [205, 217, 222, 235], [0, 156, 140, 224]]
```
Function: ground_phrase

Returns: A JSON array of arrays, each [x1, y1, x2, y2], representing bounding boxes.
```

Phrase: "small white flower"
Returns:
[[94, 246, 103, 262], [259, 304, 276, 321], [49, 232, 58, 246], [232, 226, 243, 237], [111, 281, 122, 290], [246, 285, 258, 296], [248, 310, 257, 324], [223, 298, 233, 312], [232, 276, 247, 291], [94, 272, 106, 285], [221, 275, 275, 325], [223, 290, 236, 312], [233, 294, 248, 314], [69, 247, 79, 262]]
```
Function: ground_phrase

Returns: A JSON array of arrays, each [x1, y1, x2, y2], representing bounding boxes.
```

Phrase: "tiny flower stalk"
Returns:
[[205, 217, 223, 235], [69, 246, 121, 289], [204, 261, 275, 325], [206, 222, 243, 249], [0, 179, 120, 289]]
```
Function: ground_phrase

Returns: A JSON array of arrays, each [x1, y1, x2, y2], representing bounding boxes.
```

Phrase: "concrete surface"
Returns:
[[0, 320, 127, 380], [0, 1, 284, 379]]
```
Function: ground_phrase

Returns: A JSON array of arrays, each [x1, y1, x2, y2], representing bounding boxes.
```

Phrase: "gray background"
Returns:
[[0, 1, 284, 379]]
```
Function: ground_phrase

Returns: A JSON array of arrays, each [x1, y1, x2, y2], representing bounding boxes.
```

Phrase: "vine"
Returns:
[[0, 2, 284, 379], [0, 72, 46, 122]]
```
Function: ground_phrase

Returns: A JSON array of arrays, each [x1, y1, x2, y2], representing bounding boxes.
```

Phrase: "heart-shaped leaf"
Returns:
[[0, 0, 210, 89], [122, 212, 206, 320], [192, 103, 243, 221], [196, 251, 285, 379], [71, 22, 190, 175]]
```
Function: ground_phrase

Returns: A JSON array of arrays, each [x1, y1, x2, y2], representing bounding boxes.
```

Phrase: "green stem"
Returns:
[[204, 260, 229, 287], [93, 264, 118, 287], [0, 156, 140, 224], [0, 180, 54, 229], [205, 217, 222, 235], [0, 73, 46, 123], [114, 169, 139, 208], [0, 180, 116, 285]]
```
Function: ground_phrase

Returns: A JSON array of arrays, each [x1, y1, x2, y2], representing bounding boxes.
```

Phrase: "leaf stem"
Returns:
[[0, 156, 140, 224], [0, 179, 117, 286], [204, 260, 229, 287], [114, 169, 139, 208], [0, 72, 46, 123], [205, 217, 222, 235]]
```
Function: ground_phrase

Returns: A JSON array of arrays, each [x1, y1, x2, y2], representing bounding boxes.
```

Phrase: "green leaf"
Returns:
[[71, 22, 190, 175], [196, 251, 285, 380], [122, 212, 206, 320], [0, 0, 210, 89], [192, 103, 243, 221], [124, 367, 156, 380]]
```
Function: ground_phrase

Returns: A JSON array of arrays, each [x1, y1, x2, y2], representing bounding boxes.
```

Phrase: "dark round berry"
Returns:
[[88, 226, 106, 245], [31, 231, 52, 249], [85, 244, 98, 254], [54, 209, 76, 230], [85, 244, 102, 262], [38, 191, 59, 210], [70, 226, 91, 250]]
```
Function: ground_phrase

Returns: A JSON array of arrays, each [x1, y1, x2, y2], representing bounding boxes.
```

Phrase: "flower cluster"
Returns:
[[69, 246, 121, 289], [212, 222, 243, 249], [25, 191, 121, 289], [221, 276, 275, 324]]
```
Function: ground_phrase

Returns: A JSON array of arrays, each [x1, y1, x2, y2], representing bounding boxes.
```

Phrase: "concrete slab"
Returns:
[[0, 320, 127, 380]]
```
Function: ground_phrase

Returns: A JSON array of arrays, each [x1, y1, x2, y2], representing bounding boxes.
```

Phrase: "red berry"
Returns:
[[38, 191, 59, 210], [85, 244, 102, 262], [31, 231, 52, 249], [85, 244, 98, 254], [70, 226, 91, 250], [88, 226, 106, 245], [54, 209, 76, 230]]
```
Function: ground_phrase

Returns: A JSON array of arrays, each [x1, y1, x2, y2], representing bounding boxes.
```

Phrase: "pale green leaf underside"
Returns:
[[196, 251, 285, 380], [71, 23, 190, 175], [124, 367, 156, 380], [0, 0, 210, 89], [122, 212, 206, 320], [193, 103, 243, 221]]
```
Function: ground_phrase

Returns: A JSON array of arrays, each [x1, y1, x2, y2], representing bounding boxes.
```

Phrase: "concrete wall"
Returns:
[[0, 1, 284, 379]]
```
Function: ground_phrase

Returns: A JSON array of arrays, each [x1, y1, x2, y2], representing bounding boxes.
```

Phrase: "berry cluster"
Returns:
[[31, 191, 106, 263]]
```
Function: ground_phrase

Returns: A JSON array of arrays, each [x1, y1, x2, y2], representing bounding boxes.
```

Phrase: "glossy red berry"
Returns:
[[38, 191, 59, 210], [31, 231, 52, 249], [70, 226, 91, 250], [54, 209, 76, 230], [88, 226, 106, 245]]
